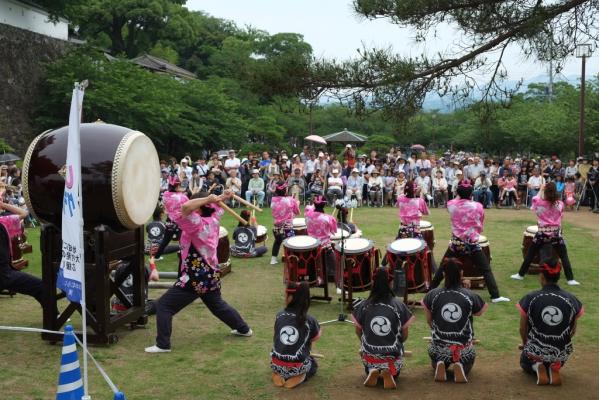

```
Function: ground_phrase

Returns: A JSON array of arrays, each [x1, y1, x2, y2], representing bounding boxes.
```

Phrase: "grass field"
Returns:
[[0, 206, 597, 399]]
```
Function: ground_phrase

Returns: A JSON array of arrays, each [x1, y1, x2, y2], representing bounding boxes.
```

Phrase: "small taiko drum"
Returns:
[[22, 123, 160, 231], [256, 225, 268, 245], [386, 238, 431, 292], [292, 218, 307, 236], [283, 235, 323, 286], [522, 225, 558, 274], [458, 235, 491, 289], [420, 220, 435, 250], [334, 238, 377, 292], [217, 227, 231, 275]]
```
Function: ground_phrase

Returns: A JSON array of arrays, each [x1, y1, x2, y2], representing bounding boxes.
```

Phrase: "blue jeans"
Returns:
[[245, 190, 265, 206], [528, 189, 539, 206], [473, 189, 493, 207]]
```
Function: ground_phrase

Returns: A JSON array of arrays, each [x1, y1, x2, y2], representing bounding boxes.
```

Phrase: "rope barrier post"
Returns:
[[113, 392, 126, 400]]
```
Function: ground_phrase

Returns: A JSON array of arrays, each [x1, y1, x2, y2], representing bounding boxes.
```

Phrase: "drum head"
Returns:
[[420, 220, 433, 229], [331, 228, 350, 240], [478, 235, 489, 246], [526, 225, 538, 234], [113, 131, 161, 229], [284, 235, 320, 250], [387, 238, 425, 254], [219, 226, 228, 239], [257, 225, 267, 236], [350, 229, 363, 239], [292, 217, 306, 228], [335, 237, 373, 254]]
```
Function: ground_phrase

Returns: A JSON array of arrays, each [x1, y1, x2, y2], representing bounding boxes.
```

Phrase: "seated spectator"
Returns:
[[327, 169, 344, 204], [231, 210, 267, 258], [565, 159, 578, 179], [189, 169, 204, 195], [527, 168, 545, 205], [415, 169, 432, 201], [383, 170, 396, 206], [394, 171, 407, 199], [498, 171, 519, 208], [555, 175, 565, 198], [246, 169, 265, 207], [225, 169, 242, 205], [287, 168, 306, 201], [473, 171, 493, 208], [432, 170, 448, 207], [367, 169, 384, 206], [310, 169, 325, 198], [346, 168, 363, 204]]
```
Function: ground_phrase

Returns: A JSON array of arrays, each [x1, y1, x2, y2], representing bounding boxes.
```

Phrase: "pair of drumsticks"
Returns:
[[218, 194, 263, 225]]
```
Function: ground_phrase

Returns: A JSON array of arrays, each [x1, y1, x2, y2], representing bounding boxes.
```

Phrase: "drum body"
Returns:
[[217, 227, 231, 273], [283, 235, 323, 286], [420, 220, 435, 250], [292, 218, 307, 236], [22, 123, 160, 231], [334, 238, 377, 292], [256, 225, 268, 244], [521, 225, 558, 274], [10, 226, 28, 271], [458, 235, 491, 289], [386, 238, 431, 292]]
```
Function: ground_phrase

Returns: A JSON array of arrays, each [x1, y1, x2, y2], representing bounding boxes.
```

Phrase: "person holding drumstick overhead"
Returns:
[[517, 257, 583, 385], [422, 258, 487, 383], [270, 181, 300, 265], [145, 189, 252, 353], [351, 268, 414, 390], [430, 180, 510, 303], [510, 182, 580, 285]]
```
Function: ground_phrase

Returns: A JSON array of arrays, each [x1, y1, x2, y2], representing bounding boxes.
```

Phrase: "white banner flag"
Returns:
[[56, 85, 85, 303]]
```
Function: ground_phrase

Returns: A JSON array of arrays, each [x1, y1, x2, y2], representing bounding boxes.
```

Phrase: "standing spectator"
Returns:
[[356, 154, 367, 174], [310, 169, 325, 198], [316, 153, 329, 177], [225, 169, 242, 203], [431, 160, 445, 178], [196, 158, 209, 178], [445, 161, 458, 199], [517, 166, 530, 208], [383, 169, 396, 206], [367, 170, 383, 206], [287, 169, 305, 201], [224, 150, 241, 174], [160, 169, 169, 194], [291, 155, 304, 176], [565, 159, 578, 179], [266, 158, 280, 181], [344, 144, 356, 169], [329, 154, 342, 175], [246, 169, 265, 207], [588, 159, 599, 212], [304, 153, 316, 183], [394, 157, 409, 176], [299, 145, 310, 163], [416, 152, 431, 174], [189, 169, 204, 195]]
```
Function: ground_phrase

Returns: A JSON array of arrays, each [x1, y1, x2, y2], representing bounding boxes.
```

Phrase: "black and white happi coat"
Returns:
[[518, 284, 584, 364], [422, 287, 487, 365], [351, 298, 414, 372], [270, 310, 321, 379]]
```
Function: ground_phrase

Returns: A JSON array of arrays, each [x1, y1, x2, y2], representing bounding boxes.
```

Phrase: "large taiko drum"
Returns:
[[522, 225, 558, 274], [458, 235, 491, 289], [22, 123, 160, 231], [386, 238, 431, 292], [334, 238, 377, 292], [330, 226, 351, 245], [283, 235, 323, 286], [420, 220, 435, 250], [292, 218, 307, 236], [217, 227, 231, 274]]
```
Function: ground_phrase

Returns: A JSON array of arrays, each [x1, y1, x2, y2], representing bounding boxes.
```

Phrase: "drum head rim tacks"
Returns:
[[21, 130, 51, 224]]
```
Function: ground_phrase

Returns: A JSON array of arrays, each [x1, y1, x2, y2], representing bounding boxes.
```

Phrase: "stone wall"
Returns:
[[0, 22, 70, 155]]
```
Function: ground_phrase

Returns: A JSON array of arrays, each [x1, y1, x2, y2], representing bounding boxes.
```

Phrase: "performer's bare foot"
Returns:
[[283, 373, 306, 389], [434, 361, 447, 382], [272, 372, 285, 387], [550, 365, 562, 386], [380, 369, 397, 389], [363, 368, 379, 387], [453, 362, 468, 383], [535, 363, 549, 385]]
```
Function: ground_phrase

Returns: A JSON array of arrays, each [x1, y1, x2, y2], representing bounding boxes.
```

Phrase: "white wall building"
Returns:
[[0, 0, 68, 40]]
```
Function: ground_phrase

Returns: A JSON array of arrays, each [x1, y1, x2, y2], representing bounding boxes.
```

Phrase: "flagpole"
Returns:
[[76, 80, 90, 400]]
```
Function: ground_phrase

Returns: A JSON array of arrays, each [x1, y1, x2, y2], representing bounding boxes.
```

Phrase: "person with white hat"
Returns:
[[346, 168, 363, 204], [246, 169, 265, 207], [180, 158, 193, 181], [327, 169, 344, 204]]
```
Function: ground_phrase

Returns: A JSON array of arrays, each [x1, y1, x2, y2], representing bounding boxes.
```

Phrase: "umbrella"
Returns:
[[410, 144, 426, 151], [0, 153, 20, 164], [305, 134, 327, 145]]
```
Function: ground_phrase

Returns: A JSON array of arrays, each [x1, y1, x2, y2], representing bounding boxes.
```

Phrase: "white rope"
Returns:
[[0, 325, 119, 395]]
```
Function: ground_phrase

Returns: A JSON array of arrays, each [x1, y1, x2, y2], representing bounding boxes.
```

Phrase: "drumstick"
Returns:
[[218, 201, 248, 225], [311, 352, 325, 359], [233, 195, 263, 212]]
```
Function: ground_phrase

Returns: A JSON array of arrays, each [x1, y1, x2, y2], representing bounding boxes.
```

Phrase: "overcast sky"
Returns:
[[188, 0, 598, 82]]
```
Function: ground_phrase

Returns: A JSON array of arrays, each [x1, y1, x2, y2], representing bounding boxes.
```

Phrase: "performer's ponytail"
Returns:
[[368, 268, 394, 304], [286, 282, 311, 327]]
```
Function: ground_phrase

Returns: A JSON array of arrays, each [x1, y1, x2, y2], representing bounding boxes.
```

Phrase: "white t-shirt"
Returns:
[[528, 176, 545, 189], [328, 176, 343, 189], [224, 157, 240, 171]]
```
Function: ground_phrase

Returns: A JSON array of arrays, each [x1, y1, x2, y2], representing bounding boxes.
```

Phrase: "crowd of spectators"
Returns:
[[160, 146, 599, 212]]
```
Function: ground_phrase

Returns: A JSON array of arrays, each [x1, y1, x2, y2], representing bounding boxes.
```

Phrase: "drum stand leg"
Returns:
[[321, 233, 353, 326]]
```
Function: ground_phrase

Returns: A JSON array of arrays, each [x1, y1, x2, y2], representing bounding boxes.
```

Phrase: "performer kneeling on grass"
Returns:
[[518, 257, 583, 386], [270, 182, 300, 265], [271, 281, 321, 389], [305, 195, 337, 284], [511, 182, 580, 285], [231, 210, 267, 258], [430, 180, 510, 303], [351, 268, 414, 390], [145, 189, 252, 353], [422, 258, 487, 383], [0, 196, 43, 305]]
